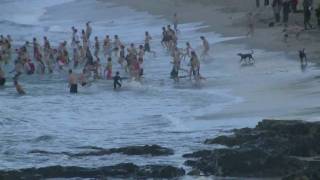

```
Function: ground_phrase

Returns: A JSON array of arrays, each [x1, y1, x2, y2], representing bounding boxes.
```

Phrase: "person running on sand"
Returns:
[[144, 31, 156, 56], [0, 67, 6, 86], [200, 36, 210, 59], [14, 79, 26, 95], [68, 69, 78, 94], [113, 71, 122, 89]]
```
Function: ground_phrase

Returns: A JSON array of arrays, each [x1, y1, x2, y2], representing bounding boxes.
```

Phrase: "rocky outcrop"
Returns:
[[30, 144, 174, 157], [0, 163, 185, 179], [184, 120, 320, 178]]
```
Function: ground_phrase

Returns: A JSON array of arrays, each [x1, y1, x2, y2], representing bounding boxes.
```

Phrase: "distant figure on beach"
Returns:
[[113, 71, 122, 89], [173, 13, 179, 32], [68, 69, 78, 94], [14, 79, 26, 95], [316, 4, 320, 28], [272, 0, 282, 23], [292, 0, 299, 13], [303, 0, 313, 30], [257, 0, 270, 8], [0, 67, 6, 86], [282, 0, 291, 26], [200, 36, 210, 59]]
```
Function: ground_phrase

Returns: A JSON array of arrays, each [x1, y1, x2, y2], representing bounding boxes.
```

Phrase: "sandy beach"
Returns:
[[105, 0, 320, 58]]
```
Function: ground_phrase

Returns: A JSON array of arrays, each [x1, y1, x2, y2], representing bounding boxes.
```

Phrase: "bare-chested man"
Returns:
[[200, 36, 210, 59]]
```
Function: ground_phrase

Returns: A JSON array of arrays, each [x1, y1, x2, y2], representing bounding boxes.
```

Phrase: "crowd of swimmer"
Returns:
[[0, 16, 210, 95]]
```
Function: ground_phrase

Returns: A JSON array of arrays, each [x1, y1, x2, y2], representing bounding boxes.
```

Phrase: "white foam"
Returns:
[[0, 0, 75, 25]]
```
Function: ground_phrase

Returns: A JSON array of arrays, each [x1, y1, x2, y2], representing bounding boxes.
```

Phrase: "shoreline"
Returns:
[[105, 0, 320, 60], [105, 0, 320, 121]]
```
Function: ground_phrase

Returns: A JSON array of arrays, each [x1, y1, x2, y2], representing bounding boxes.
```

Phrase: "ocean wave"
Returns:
[[0, 20, 34, 28]]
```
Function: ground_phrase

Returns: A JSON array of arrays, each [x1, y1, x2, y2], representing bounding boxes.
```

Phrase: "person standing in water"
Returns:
[[190, 51, 201, 81], [144, 31, 156, 56], [113, 71, 122, 90], [105, 57, 113, 80], [94, 36, 100, 58], [0, 67, 6, 86], [86, 21, 92, 40], [68, 69, 78, 94], [103, 35, 112, 59], [14, 79, 26, 95], [200, 36, 210, 59]]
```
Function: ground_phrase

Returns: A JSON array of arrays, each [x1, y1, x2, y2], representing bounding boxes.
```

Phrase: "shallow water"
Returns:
[[0, 0, 319, 178], [0, 0, 243, 170]]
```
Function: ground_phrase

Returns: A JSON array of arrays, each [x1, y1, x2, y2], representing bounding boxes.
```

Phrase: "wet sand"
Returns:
[[105, 0, 320, 60]]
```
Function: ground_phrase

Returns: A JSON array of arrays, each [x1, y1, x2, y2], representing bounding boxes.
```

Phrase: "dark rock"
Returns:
[[183, 150, 212, 158], [111, 145, 174, 156], [187, 169, 201, 176], [282, 161, 320, 180], [184, 147, 305, 177], [0, 163, 185, 179], [137, 165, 185, 178], [184, 120, 320, 178], [30, 144, 174, 157]]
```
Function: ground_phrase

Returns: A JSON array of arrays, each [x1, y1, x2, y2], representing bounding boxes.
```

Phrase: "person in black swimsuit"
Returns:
[[113, 71, 122, 90]]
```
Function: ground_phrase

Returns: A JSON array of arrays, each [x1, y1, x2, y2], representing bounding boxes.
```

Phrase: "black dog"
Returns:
[[238, 50, 255, 65], [299, 48, 307, 65]]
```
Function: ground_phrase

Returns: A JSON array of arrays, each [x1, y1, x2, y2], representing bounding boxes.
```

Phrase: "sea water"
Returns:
[[0, 0, 318, 172], [0, 0, 244, 170]]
